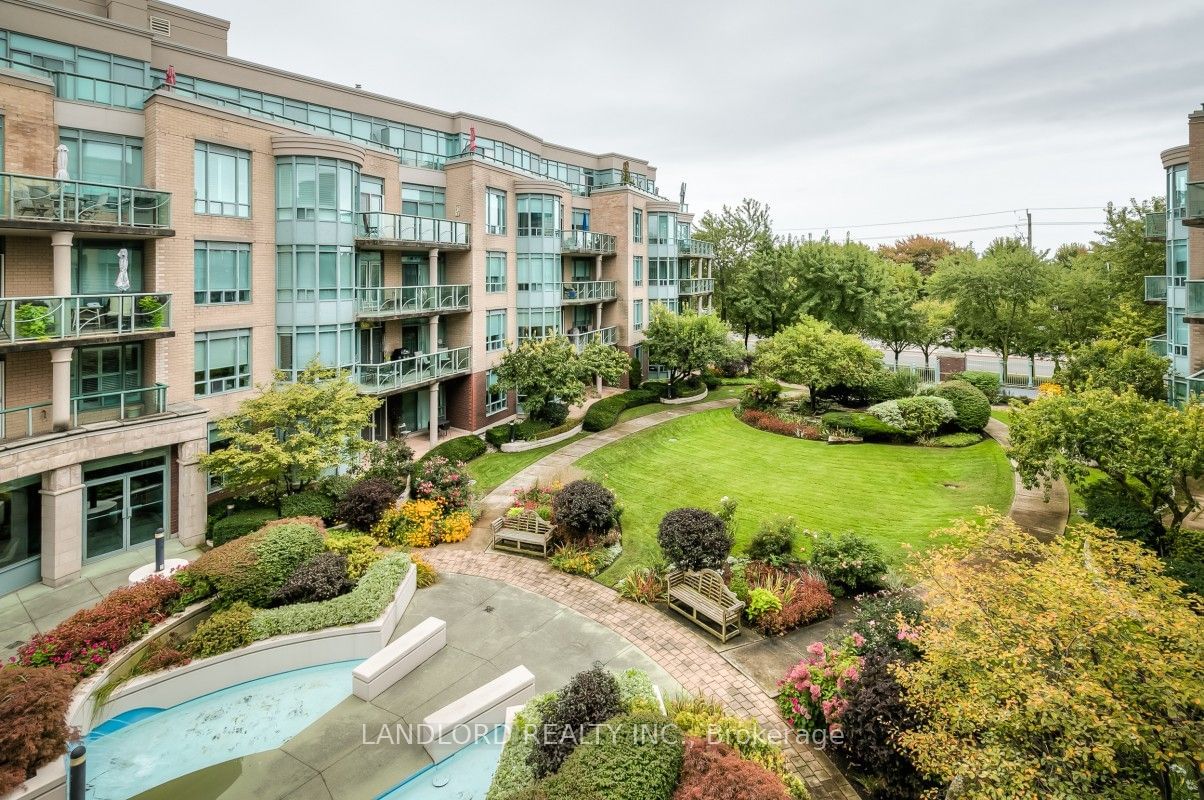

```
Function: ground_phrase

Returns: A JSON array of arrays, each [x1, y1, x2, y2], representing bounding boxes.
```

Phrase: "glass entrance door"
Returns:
[[84, 455, 167, 561]]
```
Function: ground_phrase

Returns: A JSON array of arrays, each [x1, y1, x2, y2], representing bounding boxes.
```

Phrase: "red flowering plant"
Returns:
[[411, 456, 473, 511], [506, 482, 560, 521], [740, 408, 823, 440], [776, 634, 865, 737]]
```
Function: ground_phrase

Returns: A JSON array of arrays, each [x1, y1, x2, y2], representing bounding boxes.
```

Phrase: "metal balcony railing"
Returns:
[[561, 230, 617, 255], [678, 278, 715, 295], [72, 384, 168, 425], [566, 326, 617, 350], [0, 172, 171, 228], [1146, 335, 1169, 358], [355, 286, 469, 317], [355, 212, 470, 247], [0, 293, 172, 344], [677, 238, 715, 257], [1186, 281, 1204, 321], [1144, 275, 1168, 304], [1186, 183, 1204, 227], [354, 346, 471, 394], [562, 281, 617, 303], [1144, 212, 1167, 240]]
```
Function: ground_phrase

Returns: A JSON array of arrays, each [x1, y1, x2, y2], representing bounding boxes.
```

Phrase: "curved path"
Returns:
[[985, 417, 1069, 540]]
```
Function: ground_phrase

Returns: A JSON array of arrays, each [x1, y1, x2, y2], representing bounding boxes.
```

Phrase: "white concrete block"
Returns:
[[352, 617, 446, 701], [420, 665, 536, 762]]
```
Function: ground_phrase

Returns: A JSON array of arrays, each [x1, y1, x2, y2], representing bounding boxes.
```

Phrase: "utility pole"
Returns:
[[1026, 209, 1033, 249]]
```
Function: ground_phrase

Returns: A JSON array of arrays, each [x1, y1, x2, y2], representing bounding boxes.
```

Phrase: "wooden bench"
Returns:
[[490, 509, 554, 557], [666, 569, 745, 642]]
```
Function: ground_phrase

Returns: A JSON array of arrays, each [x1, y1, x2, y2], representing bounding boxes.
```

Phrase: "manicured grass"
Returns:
[[990, 408, 1014, 426], [465, 433, 588, 495], [578, 409, 1015, 584]]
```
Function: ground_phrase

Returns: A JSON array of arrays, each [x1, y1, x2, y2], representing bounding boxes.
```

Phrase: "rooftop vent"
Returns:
[[149, 16, 171, 36]]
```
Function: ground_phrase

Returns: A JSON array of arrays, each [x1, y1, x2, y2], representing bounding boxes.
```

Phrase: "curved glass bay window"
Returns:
[[276, 156, 357, 224], [517, 308, 560, 342], [517, 194, 562, 237]]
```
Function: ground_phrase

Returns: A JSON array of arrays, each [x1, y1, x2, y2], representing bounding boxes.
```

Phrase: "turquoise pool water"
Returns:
[[377, 728, 505, 800], [82, 660, 360, 800]]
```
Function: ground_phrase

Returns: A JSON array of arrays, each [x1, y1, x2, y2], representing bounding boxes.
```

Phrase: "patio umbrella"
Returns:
[[54, 145, 70, 180], [115, 248, 131, 292]]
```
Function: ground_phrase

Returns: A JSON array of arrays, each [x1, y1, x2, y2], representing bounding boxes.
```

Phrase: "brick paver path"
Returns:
[[985, 416, 1069, 541], [422, 548, 861, 800]]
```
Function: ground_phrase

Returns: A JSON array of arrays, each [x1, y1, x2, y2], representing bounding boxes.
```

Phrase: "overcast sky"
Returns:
[[189, 0, 1204, 253]]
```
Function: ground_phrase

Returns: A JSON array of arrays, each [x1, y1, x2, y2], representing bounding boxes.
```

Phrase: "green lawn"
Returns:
[[578, 409, 1015, 584], [465, 433, 588, 495], [990, 408, 1014, 426]]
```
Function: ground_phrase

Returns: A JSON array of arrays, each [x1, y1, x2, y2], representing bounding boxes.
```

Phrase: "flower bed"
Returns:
[[739, 408, 823, 440], [372, 500, 472, 548], [777, 636, 864, 737], [732, 561, 834, 635]]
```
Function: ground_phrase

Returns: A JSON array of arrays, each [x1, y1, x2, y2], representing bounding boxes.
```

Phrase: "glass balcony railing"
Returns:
[[562, 281, 617, 303], [355, 212, 470, 247], [1144, 275, 1168, 303], [567, 326, 618, 350], [1146, 334, 1169, 358], [1, 173, 172, 229], [72, 384, 167, 425], [354, 346, 471, 394], [1144, 212, 1167, 240], [1186, 183, 1204, 227], [678, 278, 715, 295], [1188, 370, 1204, 399], [561, 230, 617, 255], [1186, 281, 1204, 320], [355, 285, 469, 317], [677, 238, 715, 257], [0, 293, 172, 344]]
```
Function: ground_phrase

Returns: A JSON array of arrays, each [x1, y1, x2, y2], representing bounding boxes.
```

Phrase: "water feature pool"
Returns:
[[82, 659, 360, 800], [377, 728, 505, 800]]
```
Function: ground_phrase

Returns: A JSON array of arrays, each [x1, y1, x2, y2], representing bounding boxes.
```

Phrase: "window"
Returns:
[[276, 245, 355, 303], [486, 188, 507, 234], [194, 242, 251, 304], [276, 156, 356, 223], [276, 324, 355, 379], [73, 243, 143, 293], [516, 253, 560, 292], [59, 128, 142, 186], [359, 176, 384, 213], [572, 208, 589, 231], [648, 213, 671, 245], [649, 257, 678, 285], [402, 184, 445, 218], [194, 142, 250, 217], [486, 370, 506, 415], [632, 209, 643, 243], [486, 251, 507, 293], [194, 329, 251, 396], [517, 194, 561, 236], [632, 255, 643, 286], [517, 308, 560, 341], [486, 310, 507, 352], [571, 258, 592, 281], [206, 423, 228, 493], [633, 300, 644, 331]]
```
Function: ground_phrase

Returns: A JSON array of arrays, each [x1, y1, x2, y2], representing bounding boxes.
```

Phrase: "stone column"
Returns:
[[50, 347, 73, 431], [50, 231, 74, 296], [40, 464, 84, 587], [176, 439, 208, 547], [428, 248, 439, 284], [428, 314, 441, 352], [428, 382, 440, 446], [595, 254, 602, 281]]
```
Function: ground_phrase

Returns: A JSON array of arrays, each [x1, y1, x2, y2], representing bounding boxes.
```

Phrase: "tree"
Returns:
[[790, 238, 890, 332], [754, 316, 883, 411], [578, 336, 632, 392], [1092, 197, 1166, 317], [694, 198, 775, 328], [643, 306, 731, 396], [1009, 389, 1204, 537], [877, 234, 967, 276], [1103, 297, 1163, 347], [495, 335, 626, 422], [862, 264, 923, 366], [897, 512, 1203, 800], [910, 298, 953, 369], [1035, 256, 1113, 359], [1055, 339, 1169, 400], [199, 362, 379, 509]]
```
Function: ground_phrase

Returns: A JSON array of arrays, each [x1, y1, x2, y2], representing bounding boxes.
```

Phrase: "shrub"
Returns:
[[336, 477, 399, 531], [15, 575, 183, 676], [540, 401, 570, 426], [739, 408, 822, 439], [1080, 481, 1166, 546], [743, 563, 834, 635], [411, 552, 439, 588], [922, 432, 982, 447], [280, 490, 335, 521], [188, 519, 325, 608], [746, 588, 783, 620], [270, 552, 353, 605], [185, 601, 254, 658], [700, 372, 722, 390], [539, 713, 683, 800], [741, 379, 782, 411], [249, 553, 411, 640], [921, 379, 990, 432], [657, 508, 732, 572], [747, 519, 799, 565], [615, 669, 660, 713], [529, 665, 625, 777], [412, 455, 474, 511], [583, 389, 658, 432], [210, 507, 279, 546], [357, 437, 415, 492], [778, 636, 863, 736], [0, 666, 77, 794], [171, 567, 215, 610], [419, 435, 486, 465], [850, 590, 924, 657], [316, 473, 356, 504], [486, 423, 514, 448], [866, 369, 920, 404], [488, 692, 558, 800], [674, 738, 792, 800], [246, 521, 327, 600], [548, 543, 607, 577], [552, 480, 616, 539], [322, 532, 381, 580], [810, 531, 888, 597], [641, 380, 670, 398], [867, 396, 955, 438], [135, 640, 191, 675], [951, 370, 1002, 403], [820, 411, 903, 442], [616, 566, 666, 604]]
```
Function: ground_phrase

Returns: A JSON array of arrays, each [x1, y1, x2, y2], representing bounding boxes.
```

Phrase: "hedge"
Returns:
[[820, 411, 904, 442], [211, 507, 279, 546], [950, 370, 1002, 403], [583, 389, 659, 432], [539, 713, 684, 800], [486, 417, 581, 448], [921, 380, 990, 432], [418, 435, 486, 465], [280, 490, 335, 521]]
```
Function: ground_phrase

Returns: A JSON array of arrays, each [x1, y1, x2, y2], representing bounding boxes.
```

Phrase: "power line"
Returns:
[[775, 206, 1102, 233]]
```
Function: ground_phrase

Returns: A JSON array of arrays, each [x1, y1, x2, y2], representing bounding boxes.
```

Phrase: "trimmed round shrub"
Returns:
[[281, 490, 335, 521], [747, 519, 797, 565], [641, 380, 670, 399], [741, 379, 782, 411], [529, 666, 624, 778], [810, 531, 888, 597], [951, 370, 1002, 403], [657, 508, 732, 572], [538, 713, 684, 800], [0, 666, 76, 794], [867, 396, 955, 439], [821, 411, 904, 442], [583, 390, 658, 432], [335, 477, 399, 531], [540, 401, 570, 426], [923, 380, 990, 432], [270, 552, 353, 606], [211, 507, 279, 546], [552, 480, 616, 539], [185, 601, 254, 658], [674, 737, 791, 800], [420, 434, 486, 465]]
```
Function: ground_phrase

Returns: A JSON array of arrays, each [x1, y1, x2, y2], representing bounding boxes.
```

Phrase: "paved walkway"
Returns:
[[985, 416, 1069, 541], [423, 549, 860, 800]]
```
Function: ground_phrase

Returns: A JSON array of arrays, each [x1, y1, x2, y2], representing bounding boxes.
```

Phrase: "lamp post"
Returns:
[[154, 527, 165, 572], [68, 745, 85, 800]]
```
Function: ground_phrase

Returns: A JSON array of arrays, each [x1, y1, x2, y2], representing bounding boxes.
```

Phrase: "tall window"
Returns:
[[633, 299, 644, 331], [359, 175, 384, 213], [517, 194, 561, 236], [632, 209, 643, 242], [194, 329, 251, 396], [276, 245, 355, 303], [649, 257, 678, 285], [486, 251, 507, 293], [517, 308, 560, 341], [486, 370, 506, 415], [194, 242, 251, 304], [486, 310, 507, 352], [648, 213, 671, 245], [276, 156, 356, 222], [572, 208, 589, 230], [486, 188, 507, 234], [517, 253, 560, 291], [73, 243, 143, 293], [402, 184, 445, 218], [59, 128, 142, 186], [632, 255, 643, 286], [194, 142, 250, 217]]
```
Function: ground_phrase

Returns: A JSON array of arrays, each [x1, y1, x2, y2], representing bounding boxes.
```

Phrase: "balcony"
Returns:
[[1189, 370, 1204, 399], [354, 346, 471, 395], [562, 281, 617, 304], [355, 212, 470, 250], [567, 326, 618, 350], [679, 278, 715, 295], [0, 173, 173, 237], [1185, 182, 1204, 228], [0, 293, 173, 352], [1146, 334, 1169, 358], [561, 230, 617, 256], [1, 384, 168, 444], [1144, 212, 1167, 240], [1144, 275, 1168, 304], [1186, 281, 1204, 323], [355, 286, 469, 319], [677, 238, 715, 257]]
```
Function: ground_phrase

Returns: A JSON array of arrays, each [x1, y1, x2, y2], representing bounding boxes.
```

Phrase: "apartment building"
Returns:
[[0, 0, 715, 596], [1145, 107, 1204, 404]]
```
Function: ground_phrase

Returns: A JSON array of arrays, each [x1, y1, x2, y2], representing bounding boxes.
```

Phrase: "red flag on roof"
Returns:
[[468, 126, 477, 153], [165, 65, 176, 88]]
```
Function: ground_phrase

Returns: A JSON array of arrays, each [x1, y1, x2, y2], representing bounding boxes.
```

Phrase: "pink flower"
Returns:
[[851, 632, 865, 649], [809, 683, 821, 701], [806, 641, 825, 656]]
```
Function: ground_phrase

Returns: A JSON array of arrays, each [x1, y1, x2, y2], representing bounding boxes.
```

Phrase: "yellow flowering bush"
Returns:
[[371, 499, 469, 548], [439, 510, 473, 543], [1036, 380, 1064, 397]]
